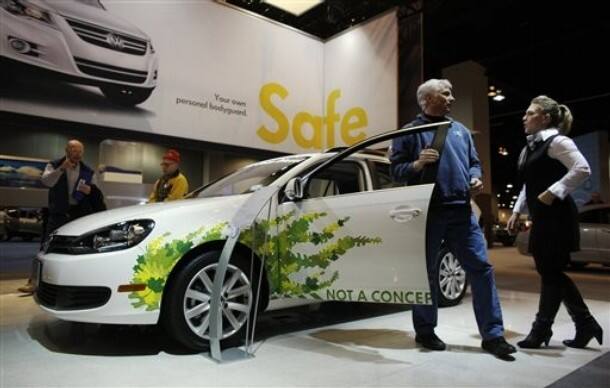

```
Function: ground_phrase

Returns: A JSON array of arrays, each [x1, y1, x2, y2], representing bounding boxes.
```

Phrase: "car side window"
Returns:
[[600, 209, 610, 224], [306, 161, 365, 199], [371, 161, 401, 190], [579, 209, 602, 224]]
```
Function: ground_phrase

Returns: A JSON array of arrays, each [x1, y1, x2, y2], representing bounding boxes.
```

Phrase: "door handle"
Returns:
[[389, 206, 422, 223]]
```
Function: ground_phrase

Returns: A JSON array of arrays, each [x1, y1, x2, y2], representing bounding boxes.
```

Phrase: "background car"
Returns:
[[0, 208, 7, 240], [492, 222, 516, 247], [4, 208, 44, 241], [1, 0, 159, 106], [516, 204, 610, 268]]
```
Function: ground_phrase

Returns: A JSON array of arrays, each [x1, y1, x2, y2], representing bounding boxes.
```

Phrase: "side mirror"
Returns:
[[284, 177, 304, 201]]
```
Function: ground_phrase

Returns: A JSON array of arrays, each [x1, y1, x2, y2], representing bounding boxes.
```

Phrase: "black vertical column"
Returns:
[[398, 7, 423, 127]]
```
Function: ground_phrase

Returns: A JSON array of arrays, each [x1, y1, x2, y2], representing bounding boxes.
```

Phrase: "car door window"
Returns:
[[370, 161, 401, 190], [305, 161, 365, 199], [579, 209, 602, 223], [600, 209, 610, 224]]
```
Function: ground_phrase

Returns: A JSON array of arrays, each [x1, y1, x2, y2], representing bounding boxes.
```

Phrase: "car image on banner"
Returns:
[[1, 0, 158, 106], [34, 123, 470, 350]]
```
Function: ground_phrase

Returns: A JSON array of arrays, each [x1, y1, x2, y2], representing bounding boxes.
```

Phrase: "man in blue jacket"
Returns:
[[390, 79, 515, 358]]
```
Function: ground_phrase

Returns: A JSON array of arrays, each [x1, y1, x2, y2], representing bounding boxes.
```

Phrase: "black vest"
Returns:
[[518, 135, 579, 254], [48, 158, 94, 215]]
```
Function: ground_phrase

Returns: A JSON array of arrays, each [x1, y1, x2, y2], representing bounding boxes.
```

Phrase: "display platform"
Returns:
[[1, 288, 608, 387]]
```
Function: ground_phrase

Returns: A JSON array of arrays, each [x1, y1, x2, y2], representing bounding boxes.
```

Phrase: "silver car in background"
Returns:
[[517, 204, 610, 268], [1, 0, 158, 106]]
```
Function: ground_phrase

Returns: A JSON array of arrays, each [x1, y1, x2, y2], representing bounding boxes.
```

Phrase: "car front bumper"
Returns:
[[35, 248, 159, 325]]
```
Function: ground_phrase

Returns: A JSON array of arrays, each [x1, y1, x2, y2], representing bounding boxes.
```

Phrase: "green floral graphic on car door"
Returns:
[[240, 211, 382, 299], [129, 212, 381, 310]]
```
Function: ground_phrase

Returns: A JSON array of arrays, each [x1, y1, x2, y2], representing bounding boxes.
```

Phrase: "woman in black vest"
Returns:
[[507, 96, 603, 349]]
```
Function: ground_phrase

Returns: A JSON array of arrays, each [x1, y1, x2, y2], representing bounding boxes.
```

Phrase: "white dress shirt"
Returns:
[[41, 162, 97, 205], [513, 128, 591, 214]]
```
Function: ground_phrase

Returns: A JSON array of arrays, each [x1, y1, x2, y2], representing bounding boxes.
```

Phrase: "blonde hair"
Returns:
[[531, 95, 573, 135]]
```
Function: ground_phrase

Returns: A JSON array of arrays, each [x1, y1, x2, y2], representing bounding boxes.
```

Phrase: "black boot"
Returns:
[[563, 318, 604, 348], [518, 319, 553, 349]]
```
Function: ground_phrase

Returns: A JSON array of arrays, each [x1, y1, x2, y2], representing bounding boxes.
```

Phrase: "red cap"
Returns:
[[162, 149, 181, 163]]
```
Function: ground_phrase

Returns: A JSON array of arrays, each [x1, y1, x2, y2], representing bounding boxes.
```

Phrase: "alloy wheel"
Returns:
[[183, 263, 252, 340]]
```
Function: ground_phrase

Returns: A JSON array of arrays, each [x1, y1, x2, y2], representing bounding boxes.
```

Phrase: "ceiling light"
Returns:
[[506, 183, 513, 188], [262, 0, 324, 16], [488, 86, 506, 101]]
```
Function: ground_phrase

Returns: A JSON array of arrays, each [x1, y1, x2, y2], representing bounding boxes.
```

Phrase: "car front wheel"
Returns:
[[162, 250, 257, 351], [436, 247, 468, 307]]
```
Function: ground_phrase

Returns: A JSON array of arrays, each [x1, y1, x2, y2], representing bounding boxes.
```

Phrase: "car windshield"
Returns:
[[75, 0, 104, 9], [194, 156, 308, 198]]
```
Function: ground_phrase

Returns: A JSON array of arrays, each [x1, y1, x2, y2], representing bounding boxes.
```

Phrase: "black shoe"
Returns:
[[17, 282, 35, 295], [415, 333, 446, 351], [482, 336, 516, 357], [518, 321, 553, 349], [563, 319, 603, 348]]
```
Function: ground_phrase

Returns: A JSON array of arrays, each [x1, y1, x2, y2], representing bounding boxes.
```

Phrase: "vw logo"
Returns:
[[106, 33, 125, 50]]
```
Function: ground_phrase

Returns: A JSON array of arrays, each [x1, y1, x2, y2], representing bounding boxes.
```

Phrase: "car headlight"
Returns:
[[1, 0, 55, 25], [47, 220, 155, 254]]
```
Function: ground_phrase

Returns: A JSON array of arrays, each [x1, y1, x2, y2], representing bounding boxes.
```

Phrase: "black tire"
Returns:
[[436, 246, 468, 307], [161, 250, 261, 351], [100, 85, 153, 106]]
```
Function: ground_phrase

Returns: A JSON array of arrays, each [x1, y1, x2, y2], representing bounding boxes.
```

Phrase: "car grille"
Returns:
[[65, 17, 148, 56], [74, 57, 148, 84], [36, 281, 111, 311]]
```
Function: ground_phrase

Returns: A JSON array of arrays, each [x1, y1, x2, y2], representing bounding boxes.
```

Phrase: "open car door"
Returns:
[[275, 122, 450, 305]]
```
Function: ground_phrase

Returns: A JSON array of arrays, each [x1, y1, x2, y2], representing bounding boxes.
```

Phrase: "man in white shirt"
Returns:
[[18, 139, 100, 294]]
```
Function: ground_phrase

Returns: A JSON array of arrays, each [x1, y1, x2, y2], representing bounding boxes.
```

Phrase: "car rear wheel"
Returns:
[[162, 250, 258, 351], [437, 247, 468, 307], [100, 85, 153, 106]]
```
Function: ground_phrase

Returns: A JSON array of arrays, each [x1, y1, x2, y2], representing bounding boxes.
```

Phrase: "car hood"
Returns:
[[38, 0, 150, 39], [55, 195, 251, 236]]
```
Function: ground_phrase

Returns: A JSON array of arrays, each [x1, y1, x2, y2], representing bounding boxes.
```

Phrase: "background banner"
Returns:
[[1, 1, 400, 153]]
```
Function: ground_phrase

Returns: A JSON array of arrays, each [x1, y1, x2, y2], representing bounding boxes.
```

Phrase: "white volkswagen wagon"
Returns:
[[1, 0, 158, 105], [34, 123, 469, 350]]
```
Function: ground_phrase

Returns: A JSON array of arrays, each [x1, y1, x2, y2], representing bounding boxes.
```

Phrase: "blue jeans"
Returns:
[[413, 205, 504, 341]]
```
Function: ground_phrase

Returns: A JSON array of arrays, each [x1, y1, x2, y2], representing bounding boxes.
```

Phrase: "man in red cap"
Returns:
[[148, 149, 189, 202]]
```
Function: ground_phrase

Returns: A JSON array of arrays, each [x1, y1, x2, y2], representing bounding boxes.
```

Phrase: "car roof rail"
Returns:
[[324, 146, 349, 153], [323, 146, 388, 157]]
